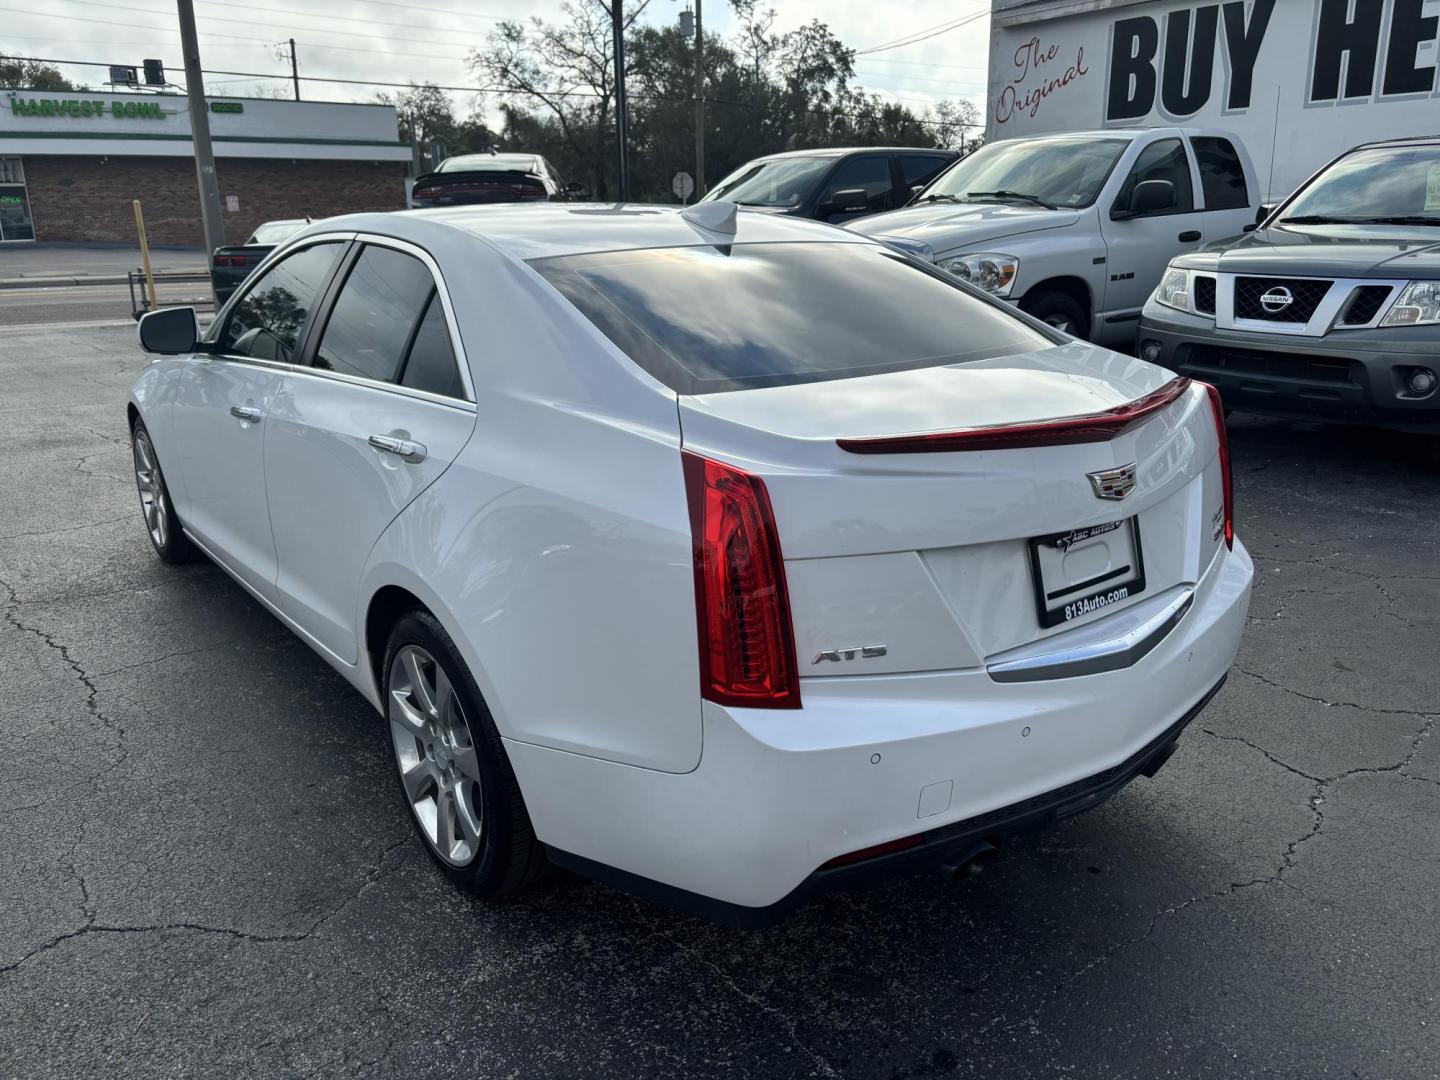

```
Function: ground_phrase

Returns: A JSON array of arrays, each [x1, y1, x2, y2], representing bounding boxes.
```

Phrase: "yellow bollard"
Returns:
[[132, 200, 158, 313]]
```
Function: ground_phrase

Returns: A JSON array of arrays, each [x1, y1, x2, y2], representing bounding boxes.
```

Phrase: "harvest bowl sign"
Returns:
[[9, 97, 168, 120]]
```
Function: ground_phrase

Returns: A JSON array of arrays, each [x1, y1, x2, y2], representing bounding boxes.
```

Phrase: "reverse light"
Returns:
[[837, 377, 1191, 454], [1201, 382, 1234, 550], [682, 452, 800, 709]]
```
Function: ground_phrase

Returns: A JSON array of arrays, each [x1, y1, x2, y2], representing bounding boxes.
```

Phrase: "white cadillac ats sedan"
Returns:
[[129, 202, 1252, 926]]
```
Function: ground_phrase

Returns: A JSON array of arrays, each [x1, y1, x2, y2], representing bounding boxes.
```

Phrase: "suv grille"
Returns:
[[1339, 285, 1392, 325], [1234, 277, 1332, 322], [1193, 275, 1217, 315]]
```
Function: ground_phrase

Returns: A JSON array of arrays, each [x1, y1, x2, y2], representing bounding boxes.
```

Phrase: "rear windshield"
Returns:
[[531, 242, 1049, 394]]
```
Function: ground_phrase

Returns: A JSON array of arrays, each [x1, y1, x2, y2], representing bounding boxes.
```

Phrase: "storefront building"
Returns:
[[987, 0, 1440, 200], [0, 90, 411, 245]]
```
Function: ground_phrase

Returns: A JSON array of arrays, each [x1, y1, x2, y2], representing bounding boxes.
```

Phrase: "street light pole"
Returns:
[[289, 38, 300, 101], [176, 0, 225, 257], [693, 0, 704, 195], [611, 0, 630, 201]]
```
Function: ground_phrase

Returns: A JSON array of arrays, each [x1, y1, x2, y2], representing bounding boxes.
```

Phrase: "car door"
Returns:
[[264, 237, 477, 664], [1098, 136, 1205, 320], [171, 239, 347, 601], [1190, 135, 1255, 240], [813, 154, 897, 224]]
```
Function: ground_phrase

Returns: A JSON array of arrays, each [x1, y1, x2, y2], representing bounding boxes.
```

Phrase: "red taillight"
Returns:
[[682, 452, 800, 709], [231, 254, 246, 267], [1201, 381, 1234, 550], [836, 377, 1192, 454], [214, 254, 231, 266], [821, 834, 924, 869]]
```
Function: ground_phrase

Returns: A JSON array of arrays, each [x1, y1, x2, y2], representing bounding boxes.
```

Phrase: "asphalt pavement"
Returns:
[[1, 319, 1437, 1079]]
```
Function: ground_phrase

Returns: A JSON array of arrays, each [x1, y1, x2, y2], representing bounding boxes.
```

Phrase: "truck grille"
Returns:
[[1233, 277, 1332, 322], [1338, 285, 1392, 326]]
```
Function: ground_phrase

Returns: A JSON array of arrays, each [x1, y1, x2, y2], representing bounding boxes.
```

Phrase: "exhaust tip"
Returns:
[[939, 838, 1001, 881]]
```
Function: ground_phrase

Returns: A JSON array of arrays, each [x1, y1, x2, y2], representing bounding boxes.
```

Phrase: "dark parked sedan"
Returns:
[[701, 147, 959, 225], [1137, 136, 1440, 462]]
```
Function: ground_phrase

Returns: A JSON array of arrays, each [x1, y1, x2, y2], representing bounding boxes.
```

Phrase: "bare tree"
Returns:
[[469, 0, 650, 197]]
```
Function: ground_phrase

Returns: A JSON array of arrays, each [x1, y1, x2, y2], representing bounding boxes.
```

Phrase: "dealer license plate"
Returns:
[[1027, 517, 1146, 628]]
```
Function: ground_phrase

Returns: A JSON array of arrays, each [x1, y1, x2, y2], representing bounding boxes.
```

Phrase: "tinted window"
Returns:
[[314, 246, 436, 383], [1192, 137, 1248, 211], [926, 137, 1128, 208], [819, 155, 894, 214], [220, 241, 343, 361], [899, 153, 952, 189], [400, 294, 465, 399], [1281, 145, 1440, 222], [532, 242, 1049, 395], [705, 157, 831, 209], [1117, 138, 1194, 214]]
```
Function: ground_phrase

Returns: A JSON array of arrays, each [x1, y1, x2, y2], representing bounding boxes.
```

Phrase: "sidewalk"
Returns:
[[0, 243, 208, 289]]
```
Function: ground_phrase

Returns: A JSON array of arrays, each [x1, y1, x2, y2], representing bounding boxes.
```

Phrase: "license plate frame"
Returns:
[[1027, 517, 1146, 629]]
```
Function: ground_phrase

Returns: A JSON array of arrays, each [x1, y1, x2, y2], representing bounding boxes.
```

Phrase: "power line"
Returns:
[[857, 10, 989, 55], [46, 0, 493, 52], [5, 53, 983, 126]]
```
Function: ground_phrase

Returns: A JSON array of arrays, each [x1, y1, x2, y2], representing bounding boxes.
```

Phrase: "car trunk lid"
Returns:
[[677, 345, 1225, 677]]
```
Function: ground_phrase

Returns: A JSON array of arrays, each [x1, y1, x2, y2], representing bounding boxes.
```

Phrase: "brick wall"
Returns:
[[22, 155, 407, 245]]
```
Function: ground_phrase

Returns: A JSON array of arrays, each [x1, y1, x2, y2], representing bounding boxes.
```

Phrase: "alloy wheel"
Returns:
[[132, 427, 169, 550], [388, 644, 484, 866]]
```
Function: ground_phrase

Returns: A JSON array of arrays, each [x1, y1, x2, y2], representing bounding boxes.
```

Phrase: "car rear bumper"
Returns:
[[1138, 304, 1440, 431], [505, 540, 1253, 923]]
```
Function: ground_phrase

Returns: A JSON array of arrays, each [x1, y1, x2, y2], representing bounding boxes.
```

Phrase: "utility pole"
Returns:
[[611, 0, 630, 201], [288, 38, 300, 101], [176, 0, 225, 256], [693, 0, 704, 196]]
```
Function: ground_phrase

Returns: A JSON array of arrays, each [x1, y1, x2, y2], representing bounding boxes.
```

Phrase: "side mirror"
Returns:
[[823, 187, 870, 215], [137, 307, 199, 354], [564, 181, 584, 194], [1121, 179, 1176, 220], [1255, 202, 1275, 226]]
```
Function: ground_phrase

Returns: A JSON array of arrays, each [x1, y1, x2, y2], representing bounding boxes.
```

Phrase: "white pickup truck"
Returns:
[[848, 128, 1261, 348]]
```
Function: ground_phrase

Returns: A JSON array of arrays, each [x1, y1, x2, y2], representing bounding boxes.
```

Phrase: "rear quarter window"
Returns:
[[530, 242, 1051, 395]]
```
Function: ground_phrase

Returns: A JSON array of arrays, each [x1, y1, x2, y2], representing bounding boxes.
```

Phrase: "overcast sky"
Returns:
[[4, 0, 990, 122]]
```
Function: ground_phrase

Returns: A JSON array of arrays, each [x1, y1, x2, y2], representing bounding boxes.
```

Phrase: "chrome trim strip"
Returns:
[[1214, 273, 1408, 337], [200, 229, 477, 406], [986, 587, 1194, 683]]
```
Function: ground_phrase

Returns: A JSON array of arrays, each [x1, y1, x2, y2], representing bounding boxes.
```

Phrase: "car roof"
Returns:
[[300, 203, 878, 262], [751, 146, 958, 161], [1349, 134, 1440, 151]]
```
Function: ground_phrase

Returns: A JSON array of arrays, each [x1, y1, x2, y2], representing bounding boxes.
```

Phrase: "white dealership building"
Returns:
[[987, 0, 1440, 199]]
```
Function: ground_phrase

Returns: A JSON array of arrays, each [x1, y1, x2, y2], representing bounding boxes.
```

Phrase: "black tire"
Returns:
[[1021, 290, 1091, 340], [382, 610, 546, 896], [130, 417, 197, 564]]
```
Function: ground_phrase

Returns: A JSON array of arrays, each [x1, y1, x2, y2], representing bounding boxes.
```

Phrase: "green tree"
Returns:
[[378, 82, 465, 171], [1, 54, 79, 90]]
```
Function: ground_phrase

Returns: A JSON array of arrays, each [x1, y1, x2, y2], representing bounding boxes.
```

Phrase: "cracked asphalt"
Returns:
[[2, 322, 1437, 1079]]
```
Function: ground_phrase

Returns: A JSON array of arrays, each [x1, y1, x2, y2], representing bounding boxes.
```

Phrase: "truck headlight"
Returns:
[[938, 252, 1017, 297], [1154, 266, 1191, 312], [1380, 281, 1440, 326]]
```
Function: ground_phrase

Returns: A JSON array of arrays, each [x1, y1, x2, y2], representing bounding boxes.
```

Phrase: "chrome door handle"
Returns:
[[368, 434, 427, 463], [229, 405, 263, 422]]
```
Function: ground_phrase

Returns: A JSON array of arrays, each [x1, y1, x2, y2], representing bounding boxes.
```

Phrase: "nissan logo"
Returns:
[[1259, 286, 1294, 313]]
